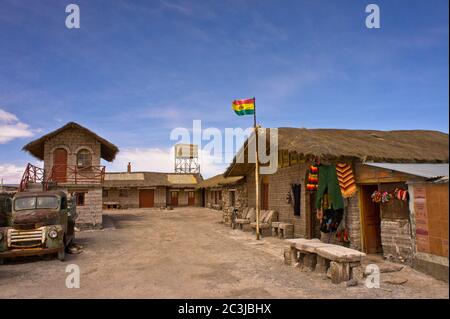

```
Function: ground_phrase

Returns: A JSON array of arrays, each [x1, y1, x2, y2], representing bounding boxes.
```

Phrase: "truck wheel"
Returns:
[[57, 249, 65, 261]]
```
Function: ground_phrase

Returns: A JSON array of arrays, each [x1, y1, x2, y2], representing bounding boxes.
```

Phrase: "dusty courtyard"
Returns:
[[0, 207, 448, 298]]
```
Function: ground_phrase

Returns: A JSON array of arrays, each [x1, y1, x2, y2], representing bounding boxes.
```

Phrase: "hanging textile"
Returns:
[[315, 165, 344, 210], [335, 163, 357, 198], [306, 165, 319, 191], [319, 208, 344, 234]]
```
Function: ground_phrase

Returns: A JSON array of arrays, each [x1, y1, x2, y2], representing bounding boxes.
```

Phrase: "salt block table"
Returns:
[[271, 222, 281, 237], [315, 245, 366, 284], [284, 238, 366, 284], [278, 223, 294, 239]]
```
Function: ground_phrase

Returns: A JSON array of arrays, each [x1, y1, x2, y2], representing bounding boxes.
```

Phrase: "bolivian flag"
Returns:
[[232, 98, 255, 116]]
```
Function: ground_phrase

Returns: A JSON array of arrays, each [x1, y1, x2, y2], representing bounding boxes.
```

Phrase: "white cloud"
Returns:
[[105, 147, 229, 178], [0, 108, 34, 144], [0, 163, 24, 184]]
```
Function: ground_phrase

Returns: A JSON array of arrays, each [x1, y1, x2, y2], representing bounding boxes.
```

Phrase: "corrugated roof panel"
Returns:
[[364, 163, 449, 179]]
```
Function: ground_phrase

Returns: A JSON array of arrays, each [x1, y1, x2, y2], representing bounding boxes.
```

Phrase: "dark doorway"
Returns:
[[261, 183, 269, 210], [361, 185, 383, 254], [309, 192, 321, 239], [202, 189, 206, 207]]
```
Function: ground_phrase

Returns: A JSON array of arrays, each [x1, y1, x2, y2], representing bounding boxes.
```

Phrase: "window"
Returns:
[[119, 189, 129, 197], [77, 149, 92, 168], [102, 189, 109, 198], [14, 196, 59, 211], [76, 193, 85, 206], [218, 191, 222, 201]]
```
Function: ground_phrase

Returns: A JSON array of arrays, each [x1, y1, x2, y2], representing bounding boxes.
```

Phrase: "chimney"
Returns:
[[127, 162, 132, 173]]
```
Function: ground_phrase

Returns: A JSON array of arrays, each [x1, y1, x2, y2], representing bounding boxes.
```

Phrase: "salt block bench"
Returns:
[[250, 210, 278, 236], [103, 201, 120, 209], [234, 207, 255, 231], [284, 238, 366, 284]]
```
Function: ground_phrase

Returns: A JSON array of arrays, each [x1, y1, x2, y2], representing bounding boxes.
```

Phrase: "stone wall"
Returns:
[[43, 127, 101, 172], [380, 219, 413, 264], [43, 127, 103, 228], [103, 187, 169, 208], [104, 187, 139, 208], [58, 186, 102, 229]]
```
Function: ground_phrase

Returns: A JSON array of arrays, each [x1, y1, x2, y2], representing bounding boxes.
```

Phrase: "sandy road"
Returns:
[[0, 207, 448, 298]]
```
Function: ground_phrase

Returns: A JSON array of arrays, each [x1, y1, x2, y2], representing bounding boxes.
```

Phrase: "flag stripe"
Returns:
[[232, 98, 255, 105], [234, 109, 255, 116]]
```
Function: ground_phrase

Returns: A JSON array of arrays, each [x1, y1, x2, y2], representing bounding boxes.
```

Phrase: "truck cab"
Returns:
[[0, 191, 77, 264]]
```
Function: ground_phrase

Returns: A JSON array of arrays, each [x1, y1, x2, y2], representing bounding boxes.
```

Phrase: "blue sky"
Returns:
[[0, 0, 448, 182]]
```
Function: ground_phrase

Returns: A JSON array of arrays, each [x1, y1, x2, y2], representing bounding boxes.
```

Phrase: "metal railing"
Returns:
[[49, 165, 105, 185], [19, 163, 48, 192], [19, 163, 106, 192]]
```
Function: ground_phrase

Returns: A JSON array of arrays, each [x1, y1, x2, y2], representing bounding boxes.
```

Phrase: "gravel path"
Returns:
[[0, 207, 447, 298]]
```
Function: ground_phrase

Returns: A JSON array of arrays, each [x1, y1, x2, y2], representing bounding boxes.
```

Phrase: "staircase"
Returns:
[[19, 163, 53, 192]]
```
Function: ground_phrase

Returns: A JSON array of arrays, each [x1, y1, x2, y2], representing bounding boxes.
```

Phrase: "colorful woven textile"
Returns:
[[336, 163, 356, 198]]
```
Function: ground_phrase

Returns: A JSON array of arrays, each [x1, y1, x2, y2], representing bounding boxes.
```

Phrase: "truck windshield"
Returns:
[[14, 196, 59, 211]]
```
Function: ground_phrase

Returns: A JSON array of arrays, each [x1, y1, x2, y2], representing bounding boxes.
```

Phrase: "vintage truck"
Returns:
[[0, 190, 77, 264]]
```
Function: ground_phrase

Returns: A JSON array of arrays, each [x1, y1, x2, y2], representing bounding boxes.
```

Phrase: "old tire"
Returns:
[[57, 249, 65, 261]]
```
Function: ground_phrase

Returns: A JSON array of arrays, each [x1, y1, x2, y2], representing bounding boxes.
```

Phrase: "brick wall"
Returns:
[[346, 193, 362, 251], [246, 163, 309, 238]]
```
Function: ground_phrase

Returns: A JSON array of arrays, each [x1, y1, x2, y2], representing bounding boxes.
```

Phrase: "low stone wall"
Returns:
[[380, 219, 413, 264]]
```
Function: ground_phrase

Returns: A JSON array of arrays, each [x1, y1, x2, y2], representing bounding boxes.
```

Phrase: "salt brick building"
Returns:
[[22, 122, 119, 229], [224, 128, 449, 275], [103, 170, 202, 208]]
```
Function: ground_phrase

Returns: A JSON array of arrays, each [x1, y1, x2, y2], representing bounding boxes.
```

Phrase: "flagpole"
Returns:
[[253, 97, 260, 240]]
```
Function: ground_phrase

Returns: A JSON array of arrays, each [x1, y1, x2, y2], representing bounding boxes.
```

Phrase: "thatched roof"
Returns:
[[104, 172, 202, 188], [22, 122, 119, 162], [196, 174, 244, 189], [225, 128, 449, 177]]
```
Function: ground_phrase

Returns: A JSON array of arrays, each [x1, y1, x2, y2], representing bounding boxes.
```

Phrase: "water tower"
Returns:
[[174, 144, 200, 173]]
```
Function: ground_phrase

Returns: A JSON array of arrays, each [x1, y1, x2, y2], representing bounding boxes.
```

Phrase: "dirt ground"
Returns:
[[0, 207, 448, 298]]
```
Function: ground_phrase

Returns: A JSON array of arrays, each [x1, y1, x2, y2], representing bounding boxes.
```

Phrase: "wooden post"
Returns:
[[253, 97, 260, 240]]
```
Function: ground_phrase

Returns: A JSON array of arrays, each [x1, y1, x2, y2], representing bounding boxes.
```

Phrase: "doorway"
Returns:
[[309, 192, 321, 239], [53, 148, 67, 183], [188, 191, 195, 206], [360, 185, 382, 254], [171, 191, 179, 206], [139, 189, 154, 208], [261, 182, 269, 210]]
